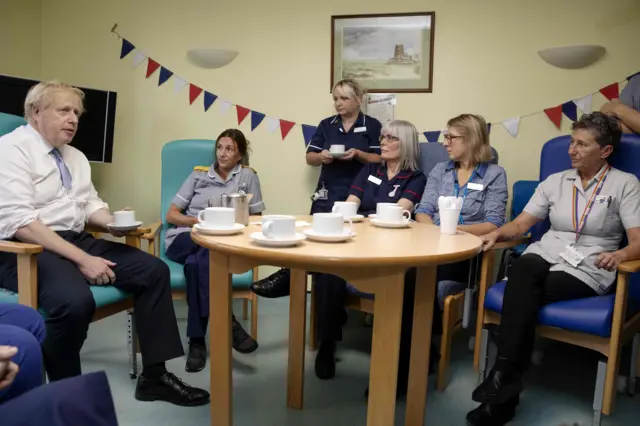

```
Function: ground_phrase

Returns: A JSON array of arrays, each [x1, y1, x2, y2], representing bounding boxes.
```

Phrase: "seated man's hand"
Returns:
[[78, 255, 116, 285], [0, 346, 19, 391]]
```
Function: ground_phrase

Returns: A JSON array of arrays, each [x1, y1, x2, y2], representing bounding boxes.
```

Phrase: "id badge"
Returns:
[[318, 188, 328, 200], [559, 244, 585, 268]]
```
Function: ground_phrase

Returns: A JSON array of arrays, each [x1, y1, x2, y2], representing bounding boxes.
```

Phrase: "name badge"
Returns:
[[595, 195, 610, 205], [354, 127, 367, 133], [559, 244, 585, 268], [368, 175, 382, 185], [468, 182, 484, 191]]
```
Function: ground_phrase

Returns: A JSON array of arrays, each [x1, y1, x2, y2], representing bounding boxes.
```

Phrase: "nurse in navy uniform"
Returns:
[[250, 78, 382, 297]]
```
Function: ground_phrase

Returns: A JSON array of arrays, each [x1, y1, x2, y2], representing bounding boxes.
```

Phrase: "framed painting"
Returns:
[[331, 12, 435, 93]]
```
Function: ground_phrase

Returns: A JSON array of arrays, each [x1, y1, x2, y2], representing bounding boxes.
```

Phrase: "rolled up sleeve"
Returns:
[[523, 179, 551, 220], [247, 171, 266, 214], [415, 165, 442, 217], [619, 175, 640, 230], [85, 182, 109, 220], [0, 145, 40, 239], [483, 168, 508, 227], [172, 172, 198, 210]]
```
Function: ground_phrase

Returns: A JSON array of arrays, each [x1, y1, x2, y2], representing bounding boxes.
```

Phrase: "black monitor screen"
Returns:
[[0, 75, 117, 163]]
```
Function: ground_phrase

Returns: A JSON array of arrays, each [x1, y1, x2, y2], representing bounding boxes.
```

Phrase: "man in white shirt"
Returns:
[[0, 81, 209, 406]]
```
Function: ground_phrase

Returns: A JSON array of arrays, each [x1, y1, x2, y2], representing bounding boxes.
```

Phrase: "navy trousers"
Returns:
[[0, 303, 46, 402], [0, 371, 118, 426], [166, 232, 237, 339]]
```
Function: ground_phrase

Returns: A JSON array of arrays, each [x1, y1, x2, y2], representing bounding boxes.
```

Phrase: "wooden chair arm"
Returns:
[[618, 260, 640, 274], [0, 240, 43, 254], [140, 220, 162, 241], [491, 235, 531, 251]]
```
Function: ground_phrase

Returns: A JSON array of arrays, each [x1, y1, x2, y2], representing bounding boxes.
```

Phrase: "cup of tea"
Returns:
[[376, 203, 410, 223], [198, 207, 235, 229], [262, 215, 296, 240], [329, 145, 345, 154], [332, 201, 358, 218], [113, 210, 137, 227], [312, 213, 352, 235]]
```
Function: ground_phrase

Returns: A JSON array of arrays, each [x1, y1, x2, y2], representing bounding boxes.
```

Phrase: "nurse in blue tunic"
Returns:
[[250, 79, 382, 297], [314, 120, 426, 394]]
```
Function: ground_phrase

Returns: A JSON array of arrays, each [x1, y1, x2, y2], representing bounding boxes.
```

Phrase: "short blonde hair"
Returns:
[[381, 120, 420, 171], [332, 78, 366, 103], [24, 80, 85, 121], [447, 114, 492, 164]]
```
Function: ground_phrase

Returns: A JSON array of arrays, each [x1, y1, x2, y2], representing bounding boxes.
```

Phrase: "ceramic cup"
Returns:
[[262, 215, 296, 239], [329, 144, 345, 153], [376, 203, 411, 223], [312, 213, 352, 235], [331, 201, 358, 218], [113, 210, 136, 226], [198, 207, 235, 229]]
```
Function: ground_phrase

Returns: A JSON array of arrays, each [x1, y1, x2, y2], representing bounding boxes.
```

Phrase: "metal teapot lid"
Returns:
[[222, 190, 247, 198]]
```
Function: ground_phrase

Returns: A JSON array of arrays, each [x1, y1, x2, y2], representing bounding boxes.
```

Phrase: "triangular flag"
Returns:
[[562, 101, 578, 122], [487, 123, 492, 134], [301, 124, 317, 145], [501, 117, 520, 138], [573, 94, 592, 114], [132, 51, 146, 68], [173, 76, 187, 93], [251, 111, 265, 131], [218, 100, 232, 115], [189, 84, 203, 105], [423, 131, 441, 143], [236, 105, 250, 125], [544, 105, 563, 129], [120, 39, 135, 59], [279, 120, 295, 140], [158, 67, 173, 86], [599, 83, 619, 100], [145, 59, 160, 78], [203, 91, 217, 111], [266, 117, 280, 133]]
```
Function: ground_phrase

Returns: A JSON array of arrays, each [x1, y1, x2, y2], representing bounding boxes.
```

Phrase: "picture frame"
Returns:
[[331, 12, 436, 93]]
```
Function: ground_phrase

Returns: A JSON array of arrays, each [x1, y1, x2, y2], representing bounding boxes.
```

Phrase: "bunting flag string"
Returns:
[[111, 25, 638, 144]]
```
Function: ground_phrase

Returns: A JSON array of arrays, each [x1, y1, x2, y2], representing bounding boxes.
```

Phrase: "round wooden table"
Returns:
[[191, 215, 482, 426]]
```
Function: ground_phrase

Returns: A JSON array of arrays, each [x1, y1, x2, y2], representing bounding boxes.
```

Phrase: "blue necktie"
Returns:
[[50, 148, 73, 189]]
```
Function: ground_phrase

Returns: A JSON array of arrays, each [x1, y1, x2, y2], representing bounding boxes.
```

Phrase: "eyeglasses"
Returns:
[[443, 134, 463, 143], [379, 134, 401, 143]]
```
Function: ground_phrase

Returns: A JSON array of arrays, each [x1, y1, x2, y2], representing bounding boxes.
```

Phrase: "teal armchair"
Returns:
[[0, 112, 144, 379], [141, 139, 259, 338]]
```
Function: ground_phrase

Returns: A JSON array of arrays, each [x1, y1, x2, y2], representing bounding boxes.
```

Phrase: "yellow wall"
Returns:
[[0, 0, 42, 80], [28, 0, 640, 225]]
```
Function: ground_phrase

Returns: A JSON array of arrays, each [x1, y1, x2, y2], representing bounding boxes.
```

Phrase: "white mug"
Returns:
[[329, 144, 345, 153], [312, 213, 352, 235], [198, 207, 235, 229], [113, 210, 136, 226], [376, 203, 396, 216], [262, 215, 296, 239], [332, 201, 358, 218], [376, 203, 411, 223]]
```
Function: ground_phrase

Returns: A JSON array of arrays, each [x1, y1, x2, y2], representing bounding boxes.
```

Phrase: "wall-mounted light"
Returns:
[[537, 45, 606, 69], [186, 48, 239, 69]]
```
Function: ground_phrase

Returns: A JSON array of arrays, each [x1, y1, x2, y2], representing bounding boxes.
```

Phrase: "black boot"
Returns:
[[232, 317, 258, 354], [250, 268, 291, 298], [185, 339, 207, 373], [472, 358, 523, 404], [314, 341, 336, 380], [466, 395, 519, 426]]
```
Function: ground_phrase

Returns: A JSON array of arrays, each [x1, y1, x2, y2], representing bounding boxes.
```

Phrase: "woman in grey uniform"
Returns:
[[164, 129, 266, 372]]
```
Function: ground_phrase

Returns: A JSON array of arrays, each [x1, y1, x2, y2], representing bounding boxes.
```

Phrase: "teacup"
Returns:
[[198, 207, 235, 229], [312, 213, 352, 235], [332, 201, 358, 218], [329, 144, 345, 154], [113, 210, 136, 226], [262, 215, 296, 239], [376, 203, 411, 223]]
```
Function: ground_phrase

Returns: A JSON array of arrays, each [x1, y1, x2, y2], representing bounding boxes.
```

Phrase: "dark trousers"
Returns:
[[0, 303, 46, 402], [166, 232, 233, 339], [497, 254, 598, 370], [0, 231, 184, 381], [0, 371, 118, 426]]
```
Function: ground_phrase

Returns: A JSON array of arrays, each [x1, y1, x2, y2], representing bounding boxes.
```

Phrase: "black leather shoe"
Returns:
[[472, 364, 523, 404], [135, 372, 210, 406], [315, 341, 336, 380], [466, 396, 519, 426], [232, 318, 258, 354], [185, 340, 207, 372], [250, 268, 291, 298]]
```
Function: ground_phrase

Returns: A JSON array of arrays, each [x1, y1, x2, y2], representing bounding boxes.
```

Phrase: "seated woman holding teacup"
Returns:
[[313, 120, 426, 397], [164, 129, 265, 372]]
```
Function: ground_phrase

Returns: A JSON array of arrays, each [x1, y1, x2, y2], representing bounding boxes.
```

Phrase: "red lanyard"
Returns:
[[572, 165, 611, 243]]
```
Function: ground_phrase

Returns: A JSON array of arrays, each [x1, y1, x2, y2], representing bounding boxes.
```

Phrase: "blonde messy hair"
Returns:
[[24, 80, 85, 121], [332, 78, 366, 105], [447, 113, 493, 164]]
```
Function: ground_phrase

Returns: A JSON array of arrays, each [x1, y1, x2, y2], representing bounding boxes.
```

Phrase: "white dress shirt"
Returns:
[[0, 125, 109, 239]]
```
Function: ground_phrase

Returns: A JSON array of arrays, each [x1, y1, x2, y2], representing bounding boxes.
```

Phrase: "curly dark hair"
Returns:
[[215, 128, 251, 165], [571, 112, 622, 154]]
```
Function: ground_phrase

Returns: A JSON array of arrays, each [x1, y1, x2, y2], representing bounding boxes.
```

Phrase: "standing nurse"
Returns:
[[250, 78, 382, 297]]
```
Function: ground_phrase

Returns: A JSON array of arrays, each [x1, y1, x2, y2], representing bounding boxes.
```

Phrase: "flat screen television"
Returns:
[[0, 74, 117, 163]]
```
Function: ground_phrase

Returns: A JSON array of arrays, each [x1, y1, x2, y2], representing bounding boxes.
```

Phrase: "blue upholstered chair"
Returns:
[[0, 112, 143, 379], [140, 139, 259, 338], [474, 134, 640, 425]]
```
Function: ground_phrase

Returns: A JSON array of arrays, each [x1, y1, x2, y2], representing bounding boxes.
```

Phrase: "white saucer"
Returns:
[[329, 152, 348, 158], [194, 223, 245, 236], [370, 218, 411, 229], [249, 232, 306, 247], [303, 229, 356, 243], [345, 214, 364, 223], [107, 221, 143, 232]]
